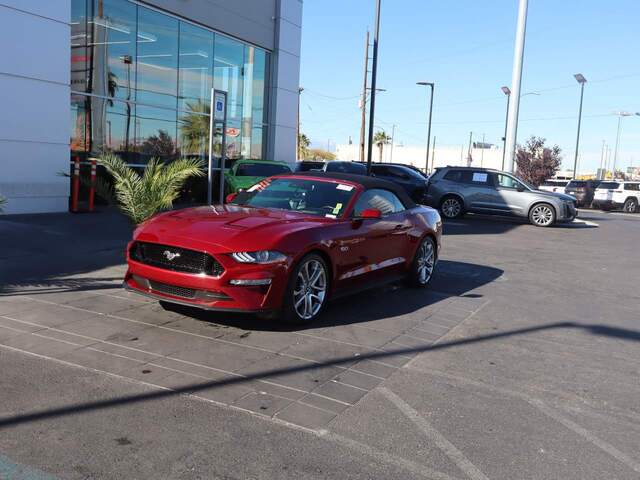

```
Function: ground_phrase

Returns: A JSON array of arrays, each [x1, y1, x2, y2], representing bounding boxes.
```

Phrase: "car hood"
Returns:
[[534, 189, 575, 202], [134, 205, 330, 253]]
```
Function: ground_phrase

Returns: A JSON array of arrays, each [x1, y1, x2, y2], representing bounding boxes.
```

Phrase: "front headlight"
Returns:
[[230, 251, 287, 264]]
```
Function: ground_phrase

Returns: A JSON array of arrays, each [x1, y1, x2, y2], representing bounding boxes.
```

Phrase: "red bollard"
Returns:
[[71, 156, 80, 212], [88, 158, 97, 212]]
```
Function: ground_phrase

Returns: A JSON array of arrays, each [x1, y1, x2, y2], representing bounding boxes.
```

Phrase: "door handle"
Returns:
[[394, 224, 404, 230]]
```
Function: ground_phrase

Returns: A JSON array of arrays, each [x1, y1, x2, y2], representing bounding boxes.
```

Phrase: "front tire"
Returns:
[[407, 236, 436, 287], [440, 196, 464, 219], [280, 254, 329, 325], [529, 203, 556, 227], [623, 198, 638, 213]]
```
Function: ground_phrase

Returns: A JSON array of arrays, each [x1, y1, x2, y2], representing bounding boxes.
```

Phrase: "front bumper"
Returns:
[[124, 244, 290, 313], [558, 202, 578, 222]]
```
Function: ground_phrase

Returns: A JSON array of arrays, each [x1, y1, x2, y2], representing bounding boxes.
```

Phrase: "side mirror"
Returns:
[[226, 192, 237, 203], [360, 208, 382, 219], [517, 184, 526, 192]]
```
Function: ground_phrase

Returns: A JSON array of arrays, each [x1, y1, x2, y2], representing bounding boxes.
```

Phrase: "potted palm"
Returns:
[[99, 153, 204, 225]]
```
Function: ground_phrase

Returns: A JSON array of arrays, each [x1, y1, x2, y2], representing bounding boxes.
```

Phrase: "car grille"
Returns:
[[148, 280, 197, 299], [130, 242, 224, 276]]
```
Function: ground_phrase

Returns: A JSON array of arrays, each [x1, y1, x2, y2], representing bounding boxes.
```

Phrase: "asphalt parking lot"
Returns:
[[1, 209, 639, 479]]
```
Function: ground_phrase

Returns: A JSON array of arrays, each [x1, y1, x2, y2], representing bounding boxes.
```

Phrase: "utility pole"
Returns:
[[572, 74, 587, 179], [366, 0, 382, 175], [417, 82, 435, 173], [431, 136, 436, 171], [480, 133, 485, 167], [389, 124, 395, 162], [467, 131, 473, 166], [504, 0, 529, 172], [599, 140, 606, 179], [359, 30, 370, 163], [501, 86, 511, 170]]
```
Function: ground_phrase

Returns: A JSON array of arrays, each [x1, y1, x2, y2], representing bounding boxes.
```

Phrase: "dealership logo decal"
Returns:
[[163, 250, 181, 261]]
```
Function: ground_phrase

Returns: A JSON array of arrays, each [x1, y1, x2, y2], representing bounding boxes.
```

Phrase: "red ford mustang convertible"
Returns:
[[124, 172, 442, 324]]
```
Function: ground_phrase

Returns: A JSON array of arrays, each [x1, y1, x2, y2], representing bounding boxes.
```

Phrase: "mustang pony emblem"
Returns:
[[163, 250, 181, 261]]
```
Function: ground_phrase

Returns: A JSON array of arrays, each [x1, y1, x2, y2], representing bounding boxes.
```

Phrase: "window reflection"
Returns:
[[136, 7, 179, 109], [71, 0, 270, 187], [215, 35, 244, 159]]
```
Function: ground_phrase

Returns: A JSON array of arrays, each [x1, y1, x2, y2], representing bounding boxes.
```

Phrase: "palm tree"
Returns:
[[373, 130, 391, 162], [0, 195, 6, 213], [180, 100, 210, 156], [99, 153, 205, 225], [298, 132, 310, 159]]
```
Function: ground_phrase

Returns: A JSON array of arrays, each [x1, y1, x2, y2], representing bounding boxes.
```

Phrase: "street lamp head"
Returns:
[[417, 81, 434, 87], [574, 73, 587, 84], [617, 111, 632, 117], [501, 86, 511, 95]]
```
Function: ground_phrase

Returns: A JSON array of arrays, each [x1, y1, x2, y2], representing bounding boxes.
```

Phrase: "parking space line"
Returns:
[[318, 430, 462, 480], [405, 368, 640, 474], [379, 387, 490, 480]]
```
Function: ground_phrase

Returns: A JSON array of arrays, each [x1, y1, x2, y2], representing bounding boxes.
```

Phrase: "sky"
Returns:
[[298, 0, 640, 173]]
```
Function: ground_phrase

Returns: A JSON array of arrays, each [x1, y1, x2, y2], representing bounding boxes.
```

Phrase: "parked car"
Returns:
[[425, 166, 577, 227], [294, 160, 325, 172], [124, 172, 442, 324], [369, 163, 429, 203], [564, 179, 600, 207], [322, 161, 368, 175], [224, 160, 292, 193], [592, 181, 640, 212], [538, 179, 570, 193]]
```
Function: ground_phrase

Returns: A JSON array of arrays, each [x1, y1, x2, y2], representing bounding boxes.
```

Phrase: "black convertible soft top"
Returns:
[[291, 171, 417, 209]]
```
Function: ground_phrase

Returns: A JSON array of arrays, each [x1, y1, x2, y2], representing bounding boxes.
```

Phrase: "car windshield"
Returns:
[[231, 177, 356, 218], [567, 181, 587, 188], [235, 163, 291, 177], [295, 162, 324, 172], [598, 182, 620, 189], [325, 162, 367, 174]]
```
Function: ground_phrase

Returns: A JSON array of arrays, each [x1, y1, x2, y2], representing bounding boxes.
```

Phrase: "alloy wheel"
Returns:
[[624, 199, 637, 213], [416, 240, 435, 285], [441, 198, 461, 218], [293, 259, 327, 320], [531, 204, 554, 226]]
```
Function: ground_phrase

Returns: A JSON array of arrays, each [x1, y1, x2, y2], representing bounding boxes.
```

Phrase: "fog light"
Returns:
[[229, 279, 272, 286]]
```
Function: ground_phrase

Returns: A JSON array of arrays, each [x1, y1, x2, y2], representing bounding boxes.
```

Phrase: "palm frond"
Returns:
[[98, 153, 204, 225]]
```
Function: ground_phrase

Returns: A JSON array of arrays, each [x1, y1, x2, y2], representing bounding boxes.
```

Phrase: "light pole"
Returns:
[[366, 0, 382, 175], [501, 86, 511, 170], [504, 0, 529, 172], [612, 111, 632, 178], [296, 87, 304, 160], [417, 81, 434, 173], [572, 74, 587, 179]]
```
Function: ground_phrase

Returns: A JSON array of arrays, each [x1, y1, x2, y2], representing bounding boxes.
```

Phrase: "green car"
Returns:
[[225, 160, 292, 193]]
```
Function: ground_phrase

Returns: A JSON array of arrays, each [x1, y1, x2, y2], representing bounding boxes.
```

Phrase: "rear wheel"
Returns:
[[440, 196, 464, 219], [407, 236, 436, 287], [280, 254, 329, 325], [529, 203, 556, 227], [623, 198, 638, 213]]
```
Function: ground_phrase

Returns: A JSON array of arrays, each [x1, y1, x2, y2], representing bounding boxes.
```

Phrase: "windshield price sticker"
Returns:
[[336, 184, 354, 191], [472, 172, 488, 183]]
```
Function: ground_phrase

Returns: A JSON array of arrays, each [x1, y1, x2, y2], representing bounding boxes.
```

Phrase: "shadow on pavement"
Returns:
[[161, 260, 504, 332], [1, 321, 638, 429]]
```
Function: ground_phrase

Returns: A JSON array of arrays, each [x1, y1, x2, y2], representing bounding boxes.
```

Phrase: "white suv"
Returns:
[[592, 181, 640, 213]]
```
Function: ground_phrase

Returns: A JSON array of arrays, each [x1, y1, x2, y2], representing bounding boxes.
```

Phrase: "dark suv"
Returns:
[[426, 166, 577, 227], [369, 164, 429, 203], [564, 179, 600, 207]]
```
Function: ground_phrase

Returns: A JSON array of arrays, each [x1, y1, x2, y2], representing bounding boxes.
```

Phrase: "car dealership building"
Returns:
[[0, 0, 302, 214]]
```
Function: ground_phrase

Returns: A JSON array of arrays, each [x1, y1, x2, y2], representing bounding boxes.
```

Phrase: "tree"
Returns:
[[140, 129, 177, 158], [298, 132, 310, 159], [373, 130, 391, 162], [515, 136, 562, 186], [305, 148, 335, 161], [0, 195, 6, 213], [180, 100, 210, 156], [99, 153, 204, 225]]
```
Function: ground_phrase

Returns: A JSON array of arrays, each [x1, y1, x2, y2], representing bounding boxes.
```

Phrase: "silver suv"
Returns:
[[425, 167, 577, 227]]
